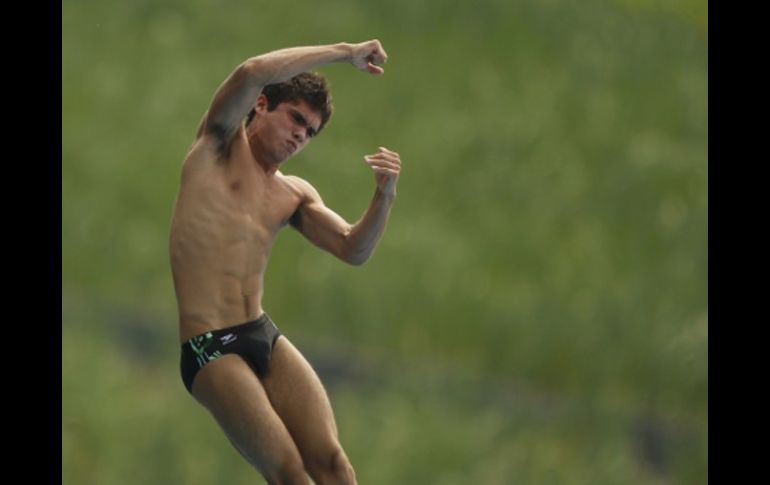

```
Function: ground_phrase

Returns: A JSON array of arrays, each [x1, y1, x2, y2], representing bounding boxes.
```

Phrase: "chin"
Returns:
[[274, 152, 290, 163], [280, 148, 296, 161]]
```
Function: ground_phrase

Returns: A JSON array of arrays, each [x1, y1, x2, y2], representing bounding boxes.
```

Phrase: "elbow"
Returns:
[[339, 243, 370, 266], [339, 246, 369, 266], [241, 57, 272, 85], [336, 227, 371, 265], [345, 254, 369, 266]]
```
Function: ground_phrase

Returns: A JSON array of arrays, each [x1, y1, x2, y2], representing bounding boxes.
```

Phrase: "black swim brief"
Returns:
[[180, 313, 282, 394]]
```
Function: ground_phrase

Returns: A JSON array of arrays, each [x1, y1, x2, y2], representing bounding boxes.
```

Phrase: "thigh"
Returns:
[[262, 336, 343, 459], [191, 354, 305, 476]]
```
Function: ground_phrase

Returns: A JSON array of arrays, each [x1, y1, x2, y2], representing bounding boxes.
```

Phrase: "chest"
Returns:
[[178, 160, 300, 241], [224, 172, 297, 231]]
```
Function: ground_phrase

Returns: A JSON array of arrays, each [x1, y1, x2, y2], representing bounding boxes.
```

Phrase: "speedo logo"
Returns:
[[219, 333, 237, 345]]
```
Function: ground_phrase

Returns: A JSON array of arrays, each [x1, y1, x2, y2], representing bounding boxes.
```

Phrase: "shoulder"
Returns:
[[280, 174, 322, 202]]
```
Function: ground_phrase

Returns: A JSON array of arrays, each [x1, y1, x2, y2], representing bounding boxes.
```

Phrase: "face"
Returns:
[[247, 96, 322, 167]]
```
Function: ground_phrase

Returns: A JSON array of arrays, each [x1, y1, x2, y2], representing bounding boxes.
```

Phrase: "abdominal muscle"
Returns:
[[171, 241, 269, 343]]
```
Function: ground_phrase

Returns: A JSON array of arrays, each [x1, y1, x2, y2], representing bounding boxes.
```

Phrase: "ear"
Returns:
[[254, 94, 268, 113]]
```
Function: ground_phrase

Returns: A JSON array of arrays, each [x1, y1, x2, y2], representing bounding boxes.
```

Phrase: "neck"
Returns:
[[255, 155, 279, 175], [246, 130, 280, 175]]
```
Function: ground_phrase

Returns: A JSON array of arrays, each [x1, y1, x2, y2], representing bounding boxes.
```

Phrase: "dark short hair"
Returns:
[[246, 72, 333, 133]]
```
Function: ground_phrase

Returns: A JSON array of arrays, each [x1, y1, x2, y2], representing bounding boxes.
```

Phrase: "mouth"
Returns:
[[286, 140, 298, 153]]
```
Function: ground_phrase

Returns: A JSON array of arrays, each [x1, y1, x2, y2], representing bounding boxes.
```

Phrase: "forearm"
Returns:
[[343, 189, 396, 265], [243, 43, 353, 87]]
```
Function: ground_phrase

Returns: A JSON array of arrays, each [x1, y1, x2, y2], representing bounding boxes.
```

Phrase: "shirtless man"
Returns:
[[169, 40, 400, 484]]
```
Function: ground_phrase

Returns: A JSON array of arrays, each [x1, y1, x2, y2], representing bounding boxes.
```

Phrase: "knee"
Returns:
[[263, 454, 308, 485], [306, 447, 356, 485], [330, 449, 356, 484]]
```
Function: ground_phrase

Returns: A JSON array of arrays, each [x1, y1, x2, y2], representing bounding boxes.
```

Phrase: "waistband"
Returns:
[[181, 313, 271, 348]]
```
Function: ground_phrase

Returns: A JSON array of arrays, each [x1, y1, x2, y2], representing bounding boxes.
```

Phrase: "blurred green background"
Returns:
[[62, 0, 707, 483]]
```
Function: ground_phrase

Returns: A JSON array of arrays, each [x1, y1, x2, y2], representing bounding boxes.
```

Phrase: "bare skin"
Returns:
[[169, 40, 400, 484]]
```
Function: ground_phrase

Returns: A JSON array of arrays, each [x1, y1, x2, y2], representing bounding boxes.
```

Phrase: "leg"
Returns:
[[191, 354, 309, 485], [262, 336, 357, 485]]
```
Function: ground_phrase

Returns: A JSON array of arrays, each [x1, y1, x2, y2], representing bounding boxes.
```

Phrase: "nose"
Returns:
[[292, 126, 306, 143]]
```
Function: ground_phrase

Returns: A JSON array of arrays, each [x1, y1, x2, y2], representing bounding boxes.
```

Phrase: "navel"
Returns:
[[230, 181, 241, 191]]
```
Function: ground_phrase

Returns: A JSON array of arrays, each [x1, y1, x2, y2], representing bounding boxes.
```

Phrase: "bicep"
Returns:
[[290, 192, 352, 258]]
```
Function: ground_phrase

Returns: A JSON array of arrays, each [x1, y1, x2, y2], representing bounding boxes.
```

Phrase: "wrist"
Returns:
[[376, 187, 397, 200], [336, 42, 354, 62]]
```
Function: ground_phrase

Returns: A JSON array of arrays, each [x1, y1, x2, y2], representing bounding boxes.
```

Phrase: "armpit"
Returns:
[[209, 122, 237, 158]]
